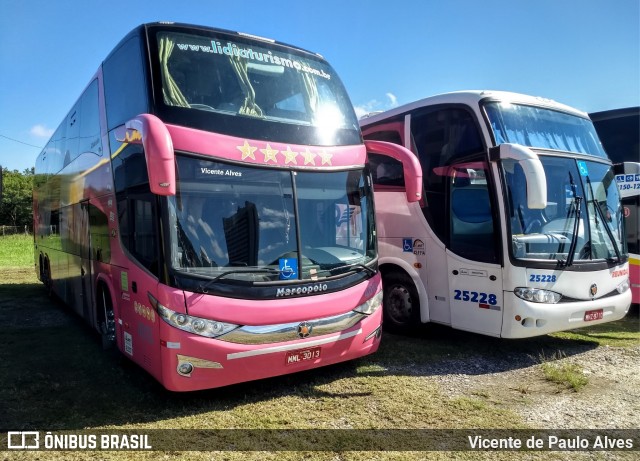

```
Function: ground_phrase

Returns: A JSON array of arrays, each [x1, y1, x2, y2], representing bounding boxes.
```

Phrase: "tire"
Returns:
[[42, 258, 53, 297], [97, 285, 116, 350], [382, 272, 421, 333]]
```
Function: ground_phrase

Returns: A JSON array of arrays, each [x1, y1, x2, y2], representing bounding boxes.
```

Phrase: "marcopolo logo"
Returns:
[[276, 283, 328, 297]]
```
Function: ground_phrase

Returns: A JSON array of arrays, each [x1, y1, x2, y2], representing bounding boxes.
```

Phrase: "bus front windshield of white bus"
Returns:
[[168, 156, 376, 286], [153, 29, 360, 146], [486, 102, 626, 264], [502, 156, 626, 264]]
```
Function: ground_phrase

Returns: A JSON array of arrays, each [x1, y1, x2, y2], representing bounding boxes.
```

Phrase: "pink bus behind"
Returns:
[[590, 108, 640, 305]]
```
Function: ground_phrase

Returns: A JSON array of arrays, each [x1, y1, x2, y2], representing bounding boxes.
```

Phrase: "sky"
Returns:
[[0, 0, 638, 172]]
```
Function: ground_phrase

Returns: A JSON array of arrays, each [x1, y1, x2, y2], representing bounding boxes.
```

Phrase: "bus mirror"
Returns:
[[364, 140, 423, 203], [494, 143, 547, 209], [125, 114, 176, 196]]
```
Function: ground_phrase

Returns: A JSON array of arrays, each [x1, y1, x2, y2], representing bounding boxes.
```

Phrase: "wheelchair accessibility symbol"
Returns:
[[577, 160, 589, 177], [279, 258, 298, 280], [402, 238, 413, 253]]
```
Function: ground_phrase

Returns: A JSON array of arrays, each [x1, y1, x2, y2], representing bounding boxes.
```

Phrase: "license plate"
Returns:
[[285, 347, 321, 365], [584, 309, 603, 322]]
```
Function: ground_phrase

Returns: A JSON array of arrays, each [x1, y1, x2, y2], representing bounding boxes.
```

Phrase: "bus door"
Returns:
[[408, 106, 503, 335], [67, 200, 94, 322], [443, 162, 503, 336], [116, 188, 162, 375]]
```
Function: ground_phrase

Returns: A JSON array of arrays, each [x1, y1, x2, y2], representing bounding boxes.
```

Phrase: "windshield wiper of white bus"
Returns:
[[198, 267, 282, 293], [585, 176, 622, 264], [561, 172, 582, 267]]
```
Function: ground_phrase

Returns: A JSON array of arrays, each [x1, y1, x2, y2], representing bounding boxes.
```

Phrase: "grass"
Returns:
[[0, 234, 638, 460], [537, 351, 589, 392], [0, 233, 34, 267]]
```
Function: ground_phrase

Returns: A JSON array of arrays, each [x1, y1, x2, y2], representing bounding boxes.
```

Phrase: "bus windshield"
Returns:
[[503, 156, 627, 264], [169, 156, 376, 286], [152, 28, 360, 146], [485, 102, 607, 158]]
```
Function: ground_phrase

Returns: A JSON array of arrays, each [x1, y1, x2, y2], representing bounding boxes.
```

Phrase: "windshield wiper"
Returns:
[[328, 262, 376, 276], [585, 176, 622, 263], [198, 268, 281, 293], [562, 172, 582, 267]]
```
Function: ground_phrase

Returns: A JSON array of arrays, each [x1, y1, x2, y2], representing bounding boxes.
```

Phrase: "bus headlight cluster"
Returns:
[[148, 293, 239, 338], [353, 290, 383, 315], [514, 287, 562, 304], [616, 279, 630, 294]]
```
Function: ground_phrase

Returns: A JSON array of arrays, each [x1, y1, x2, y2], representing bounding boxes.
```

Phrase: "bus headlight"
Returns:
[[514, 287, 562, 304], [616, 279, 630, 294], [353, 290, 383, 315], [148, 293, 239, 338]]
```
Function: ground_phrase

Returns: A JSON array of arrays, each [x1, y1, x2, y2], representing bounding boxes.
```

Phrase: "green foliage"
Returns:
[[0, 167, 34, 228]]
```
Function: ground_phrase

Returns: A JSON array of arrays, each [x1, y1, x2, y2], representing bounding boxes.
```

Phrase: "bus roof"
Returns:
[[359, 90, 588, 126], [590, 106, 640, 121], [108, 22, 324, 63]]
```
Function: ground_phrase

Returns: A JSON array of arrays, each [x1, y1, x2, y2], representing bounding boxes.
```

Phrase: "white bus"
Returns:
[[361, 91, 631, 338]]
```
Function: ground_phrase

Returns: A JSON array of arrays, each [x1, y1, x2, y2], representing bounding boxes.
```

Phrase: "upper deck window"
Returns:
[[149, 27, 360, 146]]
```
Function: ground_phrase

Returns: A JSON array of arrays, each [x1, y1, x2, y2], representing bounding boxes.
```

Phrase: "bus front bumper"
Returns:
[[157, 308, 382, 392], [501, 290, 632, 339]]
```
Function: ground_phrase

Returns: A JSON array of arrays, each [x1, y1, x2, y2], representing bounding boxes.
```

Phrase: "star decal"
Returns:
[[237, 140, 257, 160], [282, 146, 299, 165], [318, 150, 333, 166], [301, 149, 317, 165], [260, 144, 279, 163]]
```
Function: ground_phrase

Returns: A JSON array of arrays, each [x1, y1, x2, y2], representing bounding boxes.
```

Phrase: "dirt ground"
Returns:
[[429, 341, 640, 429]]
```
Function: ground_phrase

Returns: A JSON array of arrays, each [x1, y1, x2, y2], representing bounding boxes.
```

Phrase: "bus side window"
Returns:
[[365, 130, 402, 145], [411, 106, 497, 263], [449, 166, 494, 262], [79, 80, 101, 156], [113, 146, 159, 276], [89, 204, 111, 263], [368, 153, 405, 188], [103, 35, 148, 131], [132, 197, 158, 275]]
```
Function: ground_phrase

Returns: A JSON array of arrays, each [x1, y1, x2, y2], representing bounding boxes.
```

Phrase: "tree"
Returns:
[[0, 167, 34, 229]]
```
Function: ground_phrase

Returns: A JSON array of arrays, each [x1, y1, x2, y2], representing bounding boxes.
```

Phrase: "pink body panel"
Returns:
[[630, 257, 639, 304], [128, 275, 383, 391], [183, 275, 382, 325], [166, 124, 367, 168]]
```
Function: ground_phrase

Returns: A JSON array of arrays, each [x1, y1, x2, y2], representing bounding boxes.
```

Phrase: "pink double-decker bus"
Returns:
[[33, 22, 394, 391]]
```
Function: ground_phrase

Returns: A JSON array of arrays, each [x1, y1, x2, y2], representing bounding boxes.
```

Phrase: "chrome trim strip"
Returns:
[[176, 354, 223, 377], [364, 325, 382, 342], [226, 328, 362, 360], [217, 310, 367, 345]]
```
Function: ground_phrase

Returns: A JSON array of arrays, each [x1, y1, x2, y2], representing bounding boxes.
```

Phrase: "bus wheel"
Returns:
[[382, 272, 420, 333], [97, 285, 116, 350], [42, 258, 53, 297]]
